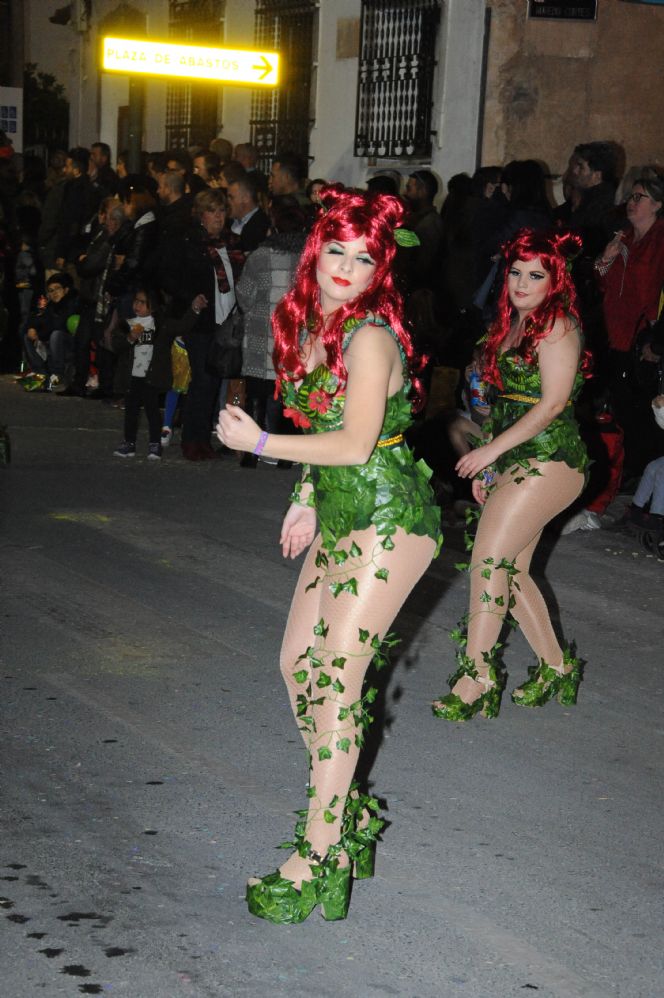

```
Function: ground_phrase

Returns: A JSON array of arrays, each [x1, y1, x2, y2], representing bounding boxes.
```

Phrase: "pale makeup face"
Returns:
[[316, 237, 376, 314], [507, 257, 551, 315]]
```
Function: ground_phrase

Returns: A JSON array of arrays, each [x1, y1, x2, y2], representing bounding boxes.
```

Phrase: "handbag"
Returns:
[[206, 307, 243, 378]]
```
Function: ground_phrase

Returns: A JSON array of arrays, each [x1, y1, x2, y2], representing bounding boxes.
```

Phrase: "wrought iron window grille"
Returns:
[[355, 0, 442, 161], [165, 0, 226, 151], [251, 0, 318, 175]]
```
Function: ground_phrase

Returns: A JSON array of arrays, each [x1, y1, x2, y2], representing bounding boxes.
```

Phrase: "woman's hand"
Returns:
[[471, 479, 490, 506], [598, 231, 624, 266], [455, 442, 498, 480], [191, 293, 207, 315], [216, 405, 261, 452], [280, 503, 317, 559]]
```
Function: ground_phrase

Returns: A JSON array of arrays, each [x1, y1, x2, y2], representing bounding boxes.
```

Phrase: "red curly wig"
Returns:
[[272, 184, 426, 408], [482, 228, 585, 388]]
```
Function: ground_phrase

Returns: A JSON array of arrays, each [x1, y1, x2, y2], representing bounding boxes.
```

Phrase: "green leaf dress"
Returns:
[[484, 348, 589, 475], [282, 313, 443, 555]]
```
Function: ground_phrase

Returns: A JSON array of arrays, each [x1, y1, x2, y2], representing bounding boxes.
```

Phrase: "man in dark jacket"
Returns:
[[561, 141, 622, 362], [38, 155, 67, 275], [55, 148, 100, 270], [227, 174, 269, 252], [61, 201, 126, 397], [90, 142, 119, 199], [564, 142, 620, 258]]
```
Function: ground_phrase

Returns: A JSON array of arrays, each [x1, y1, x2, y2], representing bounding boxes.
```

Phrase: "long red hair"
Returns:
[[482, 228, 586, 388], [272, 184, 426, 407]]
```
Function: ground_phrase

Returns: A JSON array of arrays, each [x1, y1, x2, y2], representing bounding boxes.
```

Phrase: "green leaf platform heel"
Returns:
[[246, 851, 351, 925], [432, 651, 505, 721], [511, 648, 583, 708], [342, 786, 385, 881]]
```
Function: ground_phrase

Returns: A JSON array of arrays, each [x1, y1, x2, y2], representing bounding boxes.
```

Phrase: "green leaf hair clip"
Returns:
[[393, 228, 420, 248]]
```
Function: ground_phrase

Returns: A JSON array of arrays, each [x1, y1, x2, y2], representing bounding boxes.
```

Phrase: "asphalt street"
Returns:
[[1, 375, 662, 998]]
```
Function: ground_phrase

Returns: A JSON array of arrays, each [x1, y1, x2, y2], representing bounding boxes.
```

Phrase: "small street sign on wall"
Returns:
[[528, 1, 597, 19]]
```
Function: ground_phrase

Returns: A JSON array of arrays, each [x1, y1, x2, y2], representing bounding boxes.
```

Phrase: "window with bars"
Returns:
[[165, 0, 226, 151], [250, 0, 317, 175], [355, 0, 442, 160]]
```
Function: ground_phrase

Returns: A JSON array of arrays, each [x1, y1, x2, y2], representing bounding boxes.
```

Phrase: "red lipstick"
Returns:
[[332, 277, 351, 286]]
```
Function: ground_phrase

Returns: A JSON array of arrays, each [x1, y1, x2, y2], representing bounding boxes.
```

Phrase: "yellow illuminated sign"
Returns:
[[102, 37, 279, 87]]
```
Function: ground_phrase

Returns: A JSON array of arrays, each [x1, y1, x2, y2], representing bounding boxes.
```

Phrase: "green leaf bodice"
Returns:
[[485, 349, 589, 475], [281, 314, 442, 554]]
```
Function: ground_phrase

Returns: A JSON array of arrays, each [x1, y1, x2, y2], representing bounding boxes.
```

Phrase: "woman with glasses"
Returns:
[[595, 172, 664, 478]]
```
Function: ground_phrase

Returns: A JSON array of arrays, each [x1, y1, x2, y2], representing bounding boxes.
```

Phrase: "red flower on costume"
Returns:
[[308, 389, 331, 414], [284, 407, 312, 429]]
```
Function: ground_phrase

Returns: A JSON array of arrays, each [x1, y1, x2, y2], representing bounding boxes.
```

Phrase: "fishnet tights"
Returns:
[[277, 526, 436, 887]]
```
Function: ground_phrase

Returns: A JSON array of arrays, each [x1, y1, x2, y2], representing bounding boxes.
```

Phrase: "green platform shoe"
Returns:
[[246, 850, 351, 924], [342, 785, 385, 881], [432, 652, 506, 721], [511, 649, 583, 708]]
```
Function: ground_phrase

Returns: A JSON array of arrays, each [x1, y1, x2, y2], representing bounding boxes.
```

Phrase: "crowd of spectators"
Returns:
[[0, 130, 662, 550]]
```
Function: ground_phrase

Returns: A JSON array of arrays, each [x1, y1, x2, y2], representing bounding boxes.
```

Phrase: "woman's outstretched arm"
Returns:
[[217, 325, 400, 465]]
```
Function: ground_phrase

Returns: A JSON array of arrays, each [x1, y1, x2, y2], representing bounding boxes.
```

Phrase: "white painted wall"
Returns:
[[310, 0, 363, 188], [308, 0, 487, 200], [222, 1, 255, 147], [431, 0, 486, 188], [24, 0, 487, 188]]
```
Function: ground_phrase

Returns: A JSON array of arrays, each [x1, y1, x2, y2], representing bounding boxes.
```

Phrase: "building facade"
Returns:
[[16, 0, 664, 191]]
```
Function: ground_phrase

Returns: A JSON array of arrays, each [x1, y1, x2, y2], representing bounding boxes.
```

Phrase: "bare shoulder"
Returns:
[[540, 314, 581, 350], [344, 322, 400, 362]]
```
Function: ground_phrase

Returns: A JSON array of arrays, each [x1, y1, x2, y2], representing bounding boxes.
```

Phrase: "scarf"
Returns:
[[204, 231, 245, 294]]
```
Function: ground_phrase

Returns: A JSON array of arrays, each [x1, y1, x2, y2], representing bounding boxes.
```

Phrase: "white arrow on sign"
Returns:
[[102, 37, 280, 87]]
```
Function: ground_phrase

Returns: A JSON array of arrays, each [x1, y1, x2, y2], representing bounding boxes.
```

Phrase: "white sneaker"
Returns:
[[561, 509, 601, 534], [161, 427, 172, 447]]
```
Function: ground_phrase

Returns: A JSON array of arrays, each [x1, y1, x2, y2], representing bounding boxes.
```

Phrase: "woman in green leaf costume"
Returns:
[[217, 185, 442, 923], [433, 229, 589, 722]]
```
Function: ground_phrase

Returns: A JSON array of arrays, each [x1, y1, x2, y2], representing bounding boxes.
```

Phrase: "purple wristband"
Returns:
[[253, 430, 269, 456]]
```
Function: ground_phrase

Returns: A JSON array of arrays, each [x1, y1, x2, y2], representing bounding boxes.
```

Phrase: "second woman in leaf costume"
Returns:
[[433, 228, 589, 722], [217, 185, 442, 923]]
